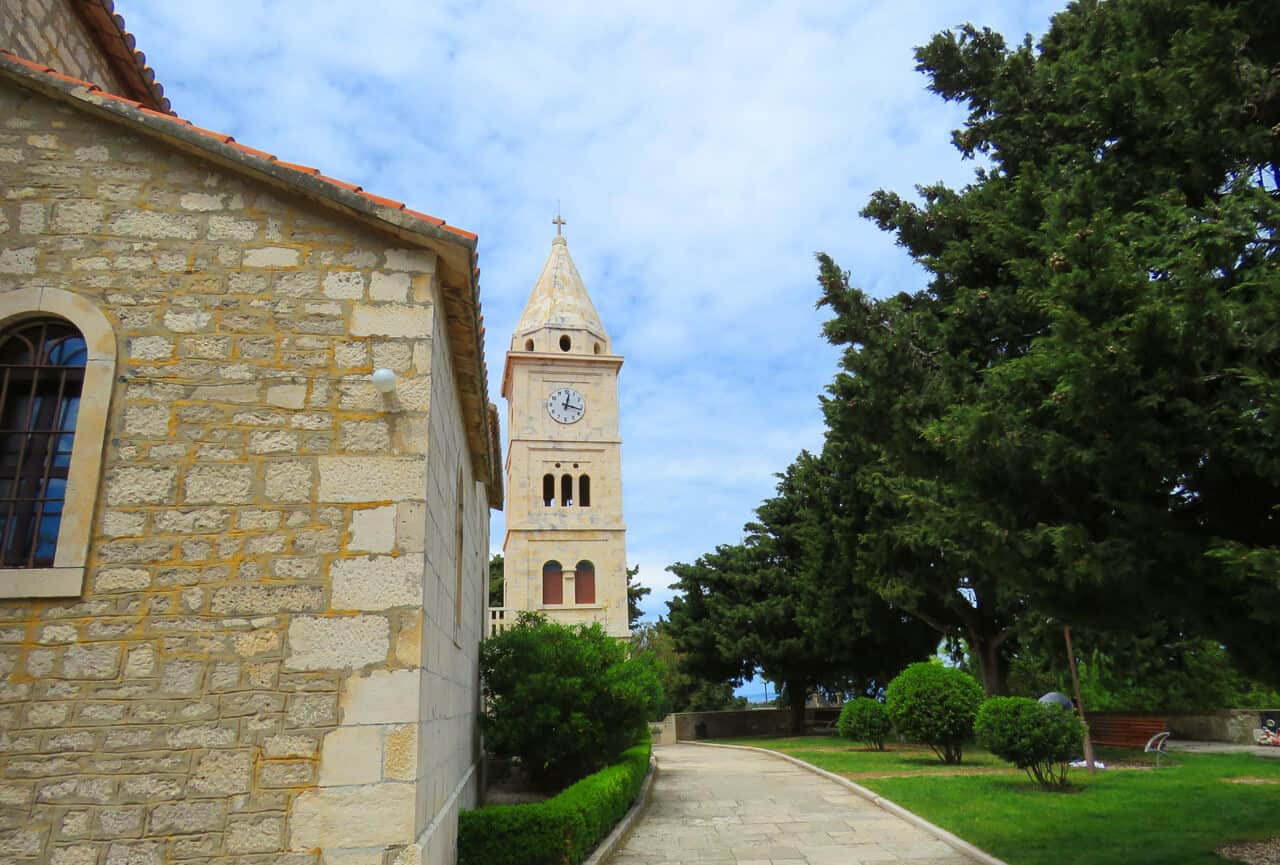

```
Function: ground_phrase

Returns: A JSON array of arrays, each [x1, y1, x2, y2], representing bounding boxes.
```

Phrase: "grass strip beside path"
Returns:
[[717, 737, 1280, 865], [721, 737, 1009, 773]]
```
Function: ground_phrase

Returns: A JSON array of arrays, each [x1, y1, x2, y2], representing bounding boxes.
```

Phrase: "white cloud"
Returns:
[[123, 0, 1063, 620]]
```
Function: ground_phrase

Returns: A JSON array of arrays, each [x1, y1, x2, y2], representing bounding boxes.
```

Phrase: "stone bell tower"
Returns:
[[498, 220, 628, 637]]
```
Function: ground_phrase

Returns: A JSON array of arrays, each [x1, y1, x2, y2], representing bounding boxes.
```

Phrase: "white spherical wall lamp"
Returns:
[[371, 367, 398, 394]]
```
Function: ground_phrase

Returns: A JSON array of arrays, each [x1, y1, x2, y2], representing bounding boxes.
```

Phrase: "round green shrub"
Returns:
[[884, 662, 984, 763], [975, 696, 1086, 788], [836, 698, 893, 750]]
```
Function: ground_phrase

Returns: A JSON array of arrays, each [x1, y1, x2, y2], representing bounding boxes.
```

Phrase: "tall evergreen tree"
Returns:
[[627, 565, 650, 629], [629, 621, 746, 716], [820, 0, 1279, 687], [667, 451, 937, 730]]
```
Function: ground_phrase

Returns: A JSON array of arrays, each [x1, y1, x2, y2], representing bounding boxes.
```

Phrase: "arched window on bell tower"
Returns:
[[578, 475, 590, 507], [541, 560, 563, 605], [542, 473, 555, 507], [561, 473, 573, 507], [574, 560, 595, 604]]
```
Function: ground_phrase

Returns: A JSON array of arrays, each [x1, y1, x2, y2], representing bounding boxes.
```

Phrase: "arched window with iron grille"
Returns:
[[0, 319, 87, 568], [0, 289, 117, 600]]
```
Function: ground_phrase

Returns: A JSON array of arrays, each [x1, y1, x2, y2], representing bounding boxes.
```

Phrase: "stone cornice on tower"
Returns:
[[500, 350, 622, 402]]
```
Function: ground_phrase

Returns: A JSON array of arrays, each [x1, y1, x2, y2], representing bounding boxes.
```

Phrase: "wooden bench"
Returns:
[[1085, 714, 1168, 748]]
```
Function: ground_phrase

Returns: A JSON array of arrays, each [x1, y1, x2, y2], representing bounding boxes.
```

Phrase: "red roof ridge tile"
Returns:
[[445, 224, 480, 241], [323, 178, 363, 193], [360, 192, 405, 210], [228, 141, 276, 162], [277, 161, 320, 175], [403, 208, 446, 227]]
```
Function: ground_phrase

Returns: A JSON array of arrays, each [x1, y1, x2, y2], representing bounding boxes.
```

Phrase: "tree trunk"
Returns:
[[973, 635, 1011, 696], [786, 681, 807, 734]]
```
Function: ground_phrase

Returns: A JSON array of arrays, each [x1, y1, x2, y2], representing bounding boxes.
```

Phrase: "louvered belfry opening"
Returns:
[[0, 319, 87, 568]]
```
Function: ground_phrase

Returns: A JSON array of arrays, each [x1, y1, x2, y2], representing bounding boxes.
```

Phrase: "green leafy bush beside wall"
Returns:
[[481, 612, 663, 790], [458, 742, 651, 865]]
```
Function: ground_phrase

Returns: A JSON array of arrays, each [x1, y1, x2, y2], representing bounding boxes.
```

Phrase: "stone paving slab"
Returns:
[[607, 744, 977, 865], [1167, 739, 1280, 758]]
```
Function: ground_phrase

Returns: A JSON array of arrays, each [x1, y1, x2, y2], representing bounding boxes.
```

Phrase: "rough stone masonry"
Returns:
[[0, 64, 498, 865]]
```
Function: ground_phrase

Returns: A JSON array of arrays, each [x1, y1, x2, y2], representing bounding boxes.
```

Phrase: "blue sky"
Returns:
[[119, 0, 1063, 624]]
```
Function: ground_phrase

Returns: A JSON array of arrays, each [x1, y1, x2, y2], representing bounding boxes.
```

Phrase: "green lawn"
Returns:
[[715, 737, 1280, 865], [719, 736, 1009, 773]]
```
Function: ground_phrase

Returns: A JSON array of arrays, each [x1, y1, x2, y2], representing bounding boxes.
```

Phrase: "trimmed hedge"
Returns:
[[458, 741, 651, 865]]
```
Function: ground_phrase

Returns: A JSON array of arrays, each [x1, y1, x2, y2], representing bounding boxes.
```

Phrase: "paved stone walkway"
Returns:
[[608, 744, 977, 865], [1167, 739, 1280, 758]]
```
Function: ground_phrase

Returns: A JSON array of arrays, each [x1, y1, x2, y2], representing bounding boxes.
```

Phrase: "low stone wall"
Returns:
[[666, 708, 840, 741], [662, 708, 1280, 746], [649, 719, 675, 745], [1166, 710, 1279, 745], [672, 709, 792, 741]]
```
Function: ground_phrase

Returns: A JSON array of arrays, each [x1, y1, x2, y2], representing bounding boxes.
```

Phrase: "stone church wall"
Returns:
[[1, 0, 127, 95], [0, 82, 488, 865], [414, 290, 487, 864]]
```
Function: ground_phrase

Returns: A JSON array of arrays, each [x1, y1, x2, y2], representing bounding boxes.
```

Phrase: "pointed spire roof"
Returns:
[[513, 234, 609, 348]]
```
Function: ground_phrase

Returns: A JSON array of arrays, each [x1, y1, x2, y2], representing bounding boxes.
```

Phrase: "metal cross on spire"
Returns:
[[553, 211, 565, 236]]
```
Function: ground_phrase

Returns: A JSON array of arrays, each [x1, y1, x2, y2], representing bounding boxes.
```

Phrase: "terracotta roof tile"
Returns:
[[7, 54, 47, 73], [69, 0, 170, 112], [444, 224, 480, 241], [228, 141, 277, 161], [277, 161, 320, 175], [360, 192, 405, 210], [404, 208, 446, 227], [323, 178, 363, 192], [43, 69, 88, 86], [185, 124, 228, 142], [0, 48, 472, 243]]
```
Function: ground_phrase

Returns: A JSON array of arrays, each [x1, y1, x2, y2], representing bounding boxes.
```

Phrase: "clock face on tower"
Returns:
[[547, 387, 586, 424]]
